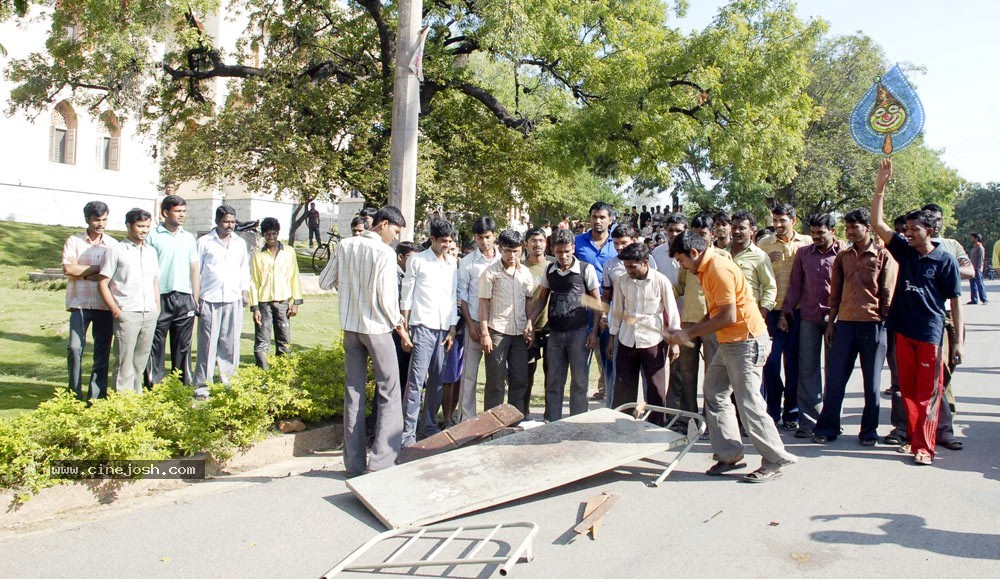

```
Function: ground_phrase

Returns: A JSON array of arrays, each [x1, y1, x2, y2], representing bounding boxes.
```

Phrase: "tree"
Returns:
[[5, 0, 824, 222], [955, 183, 1000, 258]]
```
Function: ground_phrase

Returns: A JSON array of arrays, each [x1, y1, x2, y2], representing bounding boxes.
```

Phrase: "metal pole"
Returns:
[[387, 0, 422, 241]]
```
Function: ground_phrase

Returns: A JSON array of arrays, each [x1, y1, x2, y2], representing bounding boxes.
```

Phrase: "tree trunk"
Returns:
[[287, 196, 316, 245]]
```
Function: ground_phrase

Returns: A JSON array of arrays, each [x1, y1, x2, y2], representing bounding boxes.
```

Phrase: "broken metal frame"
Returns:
[[320, 521, 539, 578], [612, 403, 706, 487]]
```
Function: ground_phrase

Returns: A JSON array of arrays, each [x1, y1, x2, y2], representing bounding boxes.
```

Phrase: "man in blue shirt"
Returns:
[[872, 159, 963, 466], [145, 193, 200, 387], [575, 201, 617, 403]]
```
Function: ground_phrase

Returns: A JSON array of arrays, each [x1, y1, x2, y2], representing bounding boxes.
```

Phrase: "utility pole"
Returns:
[[387, 0, 422, 241]]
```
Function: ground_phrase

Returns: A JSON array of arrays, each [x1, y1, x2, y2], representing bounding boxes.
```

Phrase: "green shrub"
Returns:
[[0, 342, 354, 499]]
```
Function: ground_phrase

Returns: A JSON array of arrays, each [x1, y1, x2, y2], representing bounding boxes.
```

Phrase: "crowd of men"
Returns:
[[63, 158, 985, 483], [320, 159, 982, 482], [62, 193, 302, 401]]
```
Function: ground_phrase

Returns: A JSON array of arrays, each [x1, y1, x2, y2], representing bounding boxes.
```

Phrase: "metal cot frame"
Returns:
[[320, 521, 539, 578]]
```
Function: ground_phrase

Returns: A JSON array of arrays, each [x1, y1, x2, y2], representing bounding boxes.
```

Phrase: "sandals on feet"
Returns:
[[706, 457, 747, 476], [742, 467, 783, 483], [859, 438, 877, 447], [883, 434, 905, 446], [914, 450, 933, 465], [939, 439, 964, 451], [896, 443, 912, 454]]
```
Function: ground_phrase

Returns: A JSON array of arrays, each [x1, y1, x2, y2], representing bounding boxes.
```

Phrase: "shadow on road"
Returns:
[[810, 512, 1000, 560]]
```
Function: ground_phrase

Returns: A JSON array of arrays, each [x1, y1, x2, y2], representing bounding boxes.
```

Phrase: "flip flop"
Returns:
[[742, 468, 783, 483], [939, 439, 964, 451], [706, 459, 747, 476], [914, 451, 933, 465]]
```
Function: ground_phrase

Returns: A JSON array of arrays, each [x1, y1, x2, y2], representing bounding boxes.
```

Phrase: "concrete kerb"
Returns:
[[0, 422, 343, 531]]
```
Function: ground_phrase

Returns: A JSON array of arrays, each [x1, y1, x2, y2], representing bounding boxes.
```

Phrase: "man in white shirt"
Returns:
[[608, 243, 680, 425], [400, 219, 460, 445], [98, 208, 160, 394], [320, 206, 410, 475], [479, 230, 535, 415], [456, 216, 500, 421], [193, 205, 250, 397], [63, 201, 118, 400]]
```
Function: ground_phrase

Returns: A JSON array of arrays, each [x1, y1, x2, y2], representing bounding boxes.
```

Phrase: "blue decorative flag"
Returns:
[[850, 64, 925, 155]]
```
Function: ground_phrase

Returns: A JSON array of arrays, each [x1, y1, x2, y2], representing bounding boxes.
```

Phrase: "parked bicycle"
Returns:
[[312, 230, 342, 274]]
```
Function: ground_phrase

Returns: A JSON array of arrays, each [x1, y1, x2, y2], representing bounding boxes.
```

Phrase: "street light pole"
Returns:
[[387, 0, 422, 241]]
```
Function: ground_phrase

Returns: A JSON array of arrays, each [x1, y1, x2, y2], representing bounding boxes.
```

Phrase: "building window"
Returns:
[[97, 111, 121, 171], [49, 101, 78, 165]]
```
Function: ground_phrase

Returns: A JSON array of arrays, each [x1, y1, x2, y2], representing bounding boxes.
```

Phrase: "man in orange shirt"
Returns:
[[665, 231, 796, 483]]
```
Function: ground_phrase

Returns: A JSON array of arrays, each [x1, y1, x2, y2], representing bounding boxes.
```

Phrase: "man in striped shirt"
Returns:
[[319, 206, 411, 476]]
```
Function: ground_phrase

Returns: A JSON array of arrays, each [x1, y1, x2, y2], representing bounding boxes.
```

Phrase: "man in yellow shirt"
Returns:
[[666, 231, 796, 483], [249, 218, 303, 369], [756, 204, 811, 430]]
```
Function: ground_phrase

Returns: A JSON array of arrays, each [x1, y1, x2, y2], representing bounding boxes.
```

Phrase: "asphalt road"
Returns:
[[3, 289, 999, 578]]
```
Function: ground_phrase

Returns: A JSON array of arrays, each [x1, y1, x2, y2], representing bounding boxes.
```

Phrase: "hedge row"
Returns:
[[0, 344, 362, 502]]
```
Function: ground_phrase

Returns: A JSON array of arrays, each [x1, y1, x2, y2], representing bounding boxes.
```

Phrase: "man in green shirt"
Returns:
[[729, 210, 777, 317]]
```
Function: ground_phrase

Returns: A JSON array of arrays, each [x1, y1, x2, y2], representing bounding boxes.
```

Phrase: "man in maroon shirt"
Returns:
[[779, 213, 845, 438]]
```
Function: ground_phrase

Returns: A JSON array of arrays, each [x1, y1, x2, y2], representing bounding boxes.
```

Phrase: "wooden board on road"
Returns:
[[347, 408, 686, 529]]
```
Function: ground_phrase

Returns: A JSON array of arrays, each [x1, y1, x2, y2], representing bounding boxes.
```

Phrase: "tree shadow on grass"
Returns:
[[810, 512, 1000, 560]]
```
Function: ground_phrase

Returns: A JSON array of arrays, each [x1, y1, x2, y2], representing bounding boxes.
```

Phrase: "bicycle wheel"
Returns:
[[312, 243, 331, 274]]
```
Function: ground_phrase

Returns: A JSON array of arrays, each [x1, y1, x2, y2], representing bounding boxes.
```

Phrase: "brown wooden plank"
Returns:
[[347, 408, 685, 529], [574, 492, 621, 538], [398, 404, 524, 463]]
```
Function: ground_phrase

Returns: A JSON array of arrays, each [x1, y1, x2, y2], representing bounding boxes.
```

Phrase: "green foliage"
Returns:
[[0, 343, 351, 499], [5, 0, 827, 221], [955, 183, 1000, 256]]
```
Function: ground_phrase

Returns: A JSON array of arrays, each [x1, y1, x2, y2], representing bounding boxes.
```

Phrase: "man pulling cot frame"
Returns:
[[871, 159, 963, 466], [665, 231, 796, 483]]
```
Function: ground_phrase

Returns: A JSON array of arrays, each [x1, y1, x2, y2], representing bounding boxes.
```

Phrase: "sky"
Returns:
[[673, 0, 1000, 185]]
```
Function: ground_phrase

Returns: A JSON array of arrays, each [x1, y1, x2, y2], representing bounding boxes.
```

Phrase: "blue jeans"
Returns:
[[544, 327, 591, 421], [67, 309, 114, 400], [402, 325, 448, 446], [814, 321, 886, 441], [969, 272, 988, 303], [763, 309, 800, 424]]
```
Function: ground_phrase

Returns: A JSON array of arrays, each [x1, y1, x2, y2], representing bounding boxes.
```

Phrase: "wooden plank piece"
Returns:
[[348, 408, 685, 529], [574, 492, 621, 538]]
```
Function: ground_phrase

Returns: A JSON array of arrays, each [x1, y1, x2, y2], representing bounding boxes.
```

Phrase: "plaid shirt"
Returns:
[[479, 260, 534, 335], [318, 231, 402, 334], [63, 232, 118, 311]]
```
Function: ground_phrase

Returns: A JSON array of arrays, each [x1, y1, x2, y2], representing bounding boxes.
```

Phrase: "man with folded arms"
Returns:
[[63, 201, 118, 400], [665, 231, 795, 483]]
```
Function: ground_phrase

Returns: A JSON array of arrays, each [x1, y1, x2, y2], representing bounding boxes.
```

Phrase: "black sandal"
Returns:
[[706, 458, 746, 476]]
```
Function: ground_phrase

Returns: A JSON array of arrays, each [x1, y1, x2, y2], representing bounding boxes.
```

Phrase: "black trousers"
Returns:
[[145, 292, 196, 386], [613, 341, 667, 426], [254, 301, 292, 369]]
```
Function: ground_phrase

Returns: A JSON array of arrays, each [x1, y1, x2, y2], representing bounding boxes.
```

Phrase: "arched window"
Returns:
[[49, 101, 78, 165], [98, 111, 121, 171]]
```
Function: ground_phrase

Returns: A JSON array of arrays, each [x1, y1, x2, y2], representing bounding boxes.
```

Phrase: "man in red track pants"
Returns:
[[871, 159, 963, 465]]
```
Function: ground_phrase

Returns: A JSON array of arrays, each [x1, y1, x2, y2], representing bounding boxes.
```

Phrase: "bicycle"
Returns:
[[312, 230, 342, 274]]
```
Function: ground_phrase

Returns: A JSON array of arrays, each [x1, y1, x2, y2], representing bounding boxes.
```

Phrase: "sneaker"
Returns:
[[193, 386, 210, 401]]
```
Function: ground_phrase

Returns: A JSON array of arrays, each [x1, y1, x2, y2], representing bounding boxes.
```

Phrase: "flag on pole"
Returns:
[[408, 25, 431, 82]]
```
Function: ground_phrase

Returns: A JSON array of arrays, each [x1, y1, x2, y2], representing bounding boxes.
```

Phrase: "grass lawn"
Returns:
[[0, 220, 594, 421]]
